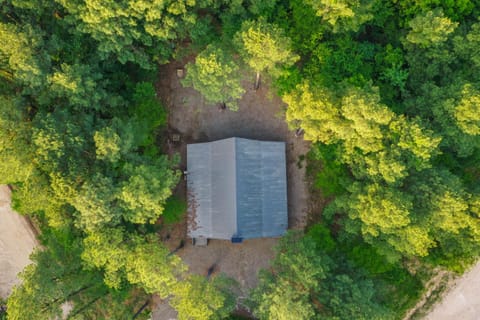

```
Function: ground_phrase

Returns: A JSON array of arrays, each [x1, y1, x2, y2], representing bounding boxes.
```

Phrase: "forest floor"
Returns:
[[0, 185, 37, 300], [152, 58, 310, 315]]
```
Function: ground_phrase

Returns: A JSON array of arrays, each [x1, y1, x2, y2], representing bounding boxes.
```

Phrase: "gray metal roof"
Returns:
[[187, 138, 288, 240]]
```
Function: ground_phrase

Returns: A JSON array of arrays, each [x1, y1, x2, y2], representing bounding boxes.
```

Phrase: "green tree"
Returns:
[[406, 9, 458, 48], [71, 174, 119, 232], [82, 230, 185, 296], [285, 83, 440, 184], [46, 63, 108, 111], [305, 0, 375, 32], [0, 22, 49, 89], [0, 95, 35, 185], [454, 21, 480, 68], [56, 0, 203, 68], [407, 169, 480, 269], [250, 231, 397, 319], [118, 157, 180, 224], [7, 229, 147, 320], [284, 81, 342, 143], [427, 83, 480, 157], [170, 275, 237, 320], [125, 235, 185, 297], [94, 127, 122, 163], [251, 232, 329, 320], [335, 183, 434, 261], [182, 45, 244, 110], [234, 18, 299, 82], [454, 84, 480, 136]]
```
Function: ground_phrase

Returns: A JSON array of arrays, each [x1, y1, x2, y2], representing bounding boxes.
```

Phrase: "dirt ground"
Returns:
[[152, 60, 310, 316], [0, 185, 37, 300], [424, 261, 480, 320]]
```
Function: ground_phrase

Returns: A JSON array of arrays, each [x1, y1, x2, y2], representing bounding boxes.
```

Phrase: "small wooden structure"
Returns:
[[171, 133, 180, 143], [176, 68, 184, 79]]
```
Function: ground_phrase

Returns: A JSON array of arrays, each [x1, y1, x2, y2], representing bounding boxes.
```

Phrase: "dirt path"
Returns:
[[403, 269, 452, 320], [424, 261, 480, 320], [0, 185, 37, 299], [153, 61, 310, 317]]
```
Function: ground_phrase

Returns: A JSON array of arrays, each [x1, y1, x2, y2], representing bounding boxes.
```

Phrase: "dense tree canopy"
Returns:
[[7, 228, 150, 320], [2, 0, 480, 318]]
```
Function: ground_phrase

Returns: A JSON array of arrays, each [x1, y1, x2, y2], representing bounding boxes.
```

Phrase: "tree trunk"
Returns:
[[68, 294, 105, 318], [254, 72, 261, 91], [41, 285, 92, 312], [132, 300, 149, 319]]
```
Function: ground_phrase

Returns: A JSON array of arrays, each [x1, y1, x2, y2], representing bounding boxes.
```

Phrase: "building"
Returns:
[[186, 137, 288, 244]]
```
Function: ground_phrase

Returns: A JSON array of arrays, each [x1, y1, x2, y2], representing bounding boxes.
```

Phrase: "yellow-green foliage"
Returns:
[[234, 18, 299, 76], [182, 45, 244, 110], [406, 9, 458, 47], [454, 84, 480, 135]]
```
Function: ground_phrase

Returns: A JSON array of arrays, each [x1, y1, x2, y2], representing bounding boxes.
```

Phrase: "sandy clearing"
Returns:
[[153, 60, 310, 318], [424, 261, 480, 320], [0, 185, 37, 300], [157, 60, 310, 233]]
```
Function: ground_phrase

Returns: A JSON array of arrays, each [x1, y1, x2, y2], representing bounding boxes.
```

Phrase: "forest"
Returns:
[[0, 0, 479, 319]]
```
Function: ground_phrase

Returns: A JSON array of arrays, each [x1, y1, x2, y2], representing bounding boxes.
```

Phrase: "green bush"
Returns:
[[132, 82, 167, 130], [162, 196, 187, 224], [307, 223, 335, 253], [309, 143, 351, 196], [347, 244, 396, 275]]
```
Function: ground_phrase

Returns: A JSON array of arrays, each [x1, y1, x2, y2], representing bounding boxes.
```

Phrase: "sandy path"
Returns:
[[0, 185, 37, 299], [425, 261, 480, 320]]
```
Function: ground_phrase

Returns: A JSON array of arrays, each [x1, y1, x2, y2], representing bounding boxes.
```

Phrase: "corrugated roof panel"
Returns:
[[210, 139, 237, 238], [235, 139, 287, 239], [187, 143, 212, 238], [187, 139, 236, 240], [259, 142, 288, 237], [235, 139, 263, 239]]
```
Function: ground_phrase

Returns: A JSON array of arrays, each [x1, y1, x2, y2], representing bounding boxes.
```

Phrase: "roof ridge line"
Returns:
[[233, 137, 238, 239]]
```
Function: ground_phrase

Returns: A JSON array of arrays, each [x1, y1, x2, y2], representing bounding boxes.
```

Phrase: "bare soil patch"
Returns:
[[422, 262, 480, 320], [0, 185, 37, 299], [153, 58, 310, 313]]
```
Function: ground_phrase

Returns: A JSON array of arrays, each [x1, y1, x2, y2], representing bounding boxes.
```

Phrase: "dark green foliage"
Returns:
[[1, 0, 186, 316], [308, 37, 377, 85], [7, 227, 149, 320], [263, 1, 480, 319], [307, 223, 335, 253], [250, 232, 398, 319], [132, 82, 167, 130], [309, 143, 351, 196], [347, 244, 395, 275], [2, 0, 480, 319], [272, 65, 302, 96], [162, 196, 187, 224]]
